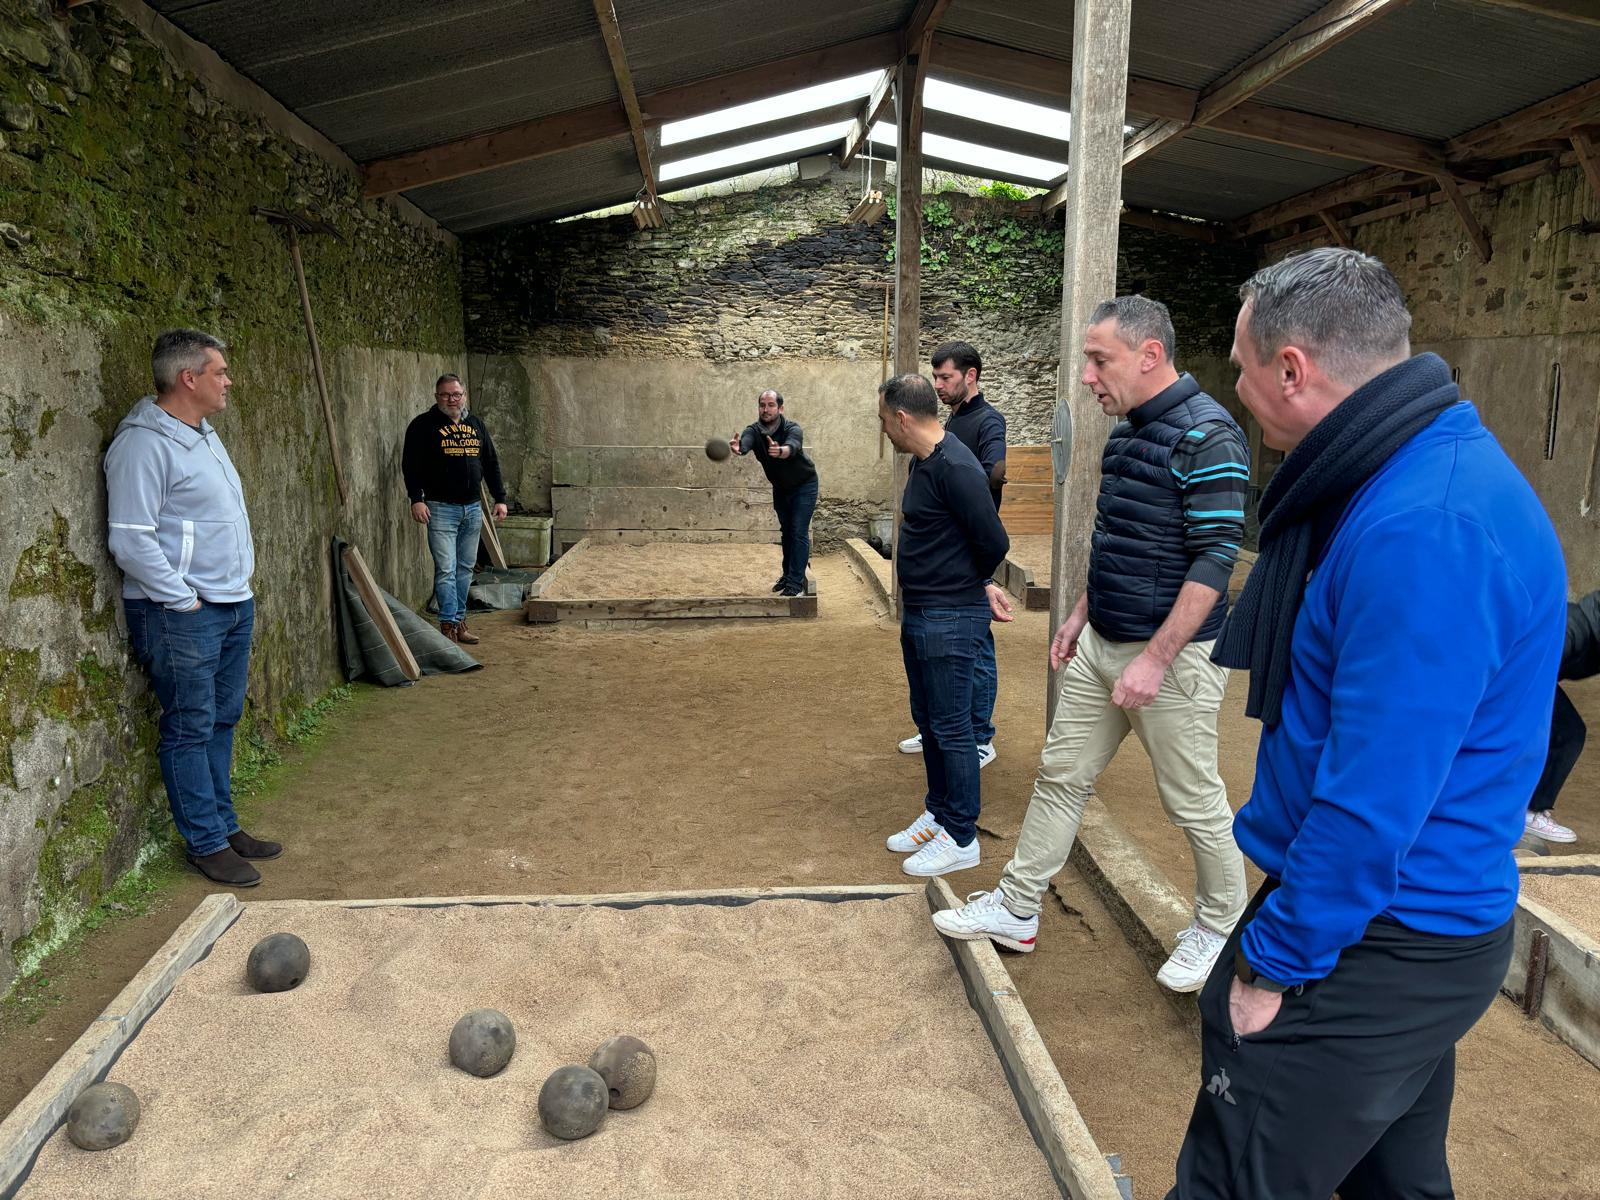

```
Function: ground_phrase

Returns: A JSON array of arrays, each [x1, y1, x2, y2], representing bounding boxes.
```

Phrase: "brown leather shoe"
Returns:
[[440, 620, 459, 641], [454, 620, 480, 645], [228, 829, 282, 860], [186, 847, 261, 888]]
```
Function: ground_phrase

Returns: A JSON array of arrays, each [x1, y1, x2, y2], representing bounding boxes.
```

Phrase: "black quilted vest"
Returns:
[[1087, 374, 1241, 643]]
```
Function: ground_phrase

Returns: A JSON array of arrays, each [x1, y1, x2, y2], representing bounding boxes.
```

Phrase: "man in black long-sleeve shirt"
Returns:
[[730, 389, 819, 596], [898, 341, 1010, 764], [878, 373, 1013, 878], [401, 373, 507, 645]]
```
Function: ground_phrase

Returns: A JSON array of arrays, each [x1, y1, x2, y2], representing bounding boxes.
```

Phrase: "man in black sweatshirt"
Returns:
[[878, 373, 1013, 878], [729, 389, 819, 596], [897, 341, 1010, 765], [401, 373, 507, 645]]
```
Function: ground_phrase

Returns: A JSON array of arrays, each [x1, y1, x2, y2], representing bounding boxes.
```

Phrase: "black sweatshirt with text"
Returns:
[[402, 406, 507, 505], [897, 434, 1010, 608]]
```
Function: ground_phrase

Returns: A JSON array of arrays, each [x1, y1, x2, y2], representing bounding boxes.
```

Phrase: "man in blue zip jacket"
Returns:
[[1169, 248, 1566, 1198]]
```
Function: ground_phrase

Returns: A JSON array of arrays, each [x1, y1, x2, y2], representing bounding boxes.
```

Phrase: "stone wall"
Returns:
[[0, 0, 464, 991], [463, 169, 1254, 544], [1344, 162, 1600, 592]]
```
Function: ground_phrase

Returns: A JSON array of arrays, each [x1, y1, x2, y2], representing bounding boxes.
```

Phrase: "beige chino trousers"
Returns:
[[997, 624, 1247, 934]]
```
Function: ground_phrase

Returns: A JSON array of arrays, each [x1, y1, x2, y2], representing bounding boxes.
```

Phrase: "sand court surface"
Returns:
[[15, 892, 1062, 1200], [538, 541, 791, 600]]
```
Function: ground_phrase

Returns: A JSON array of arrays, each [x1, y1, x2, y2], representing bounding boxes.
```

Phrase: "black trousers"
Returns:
[[1529, 686, 1586, 812], [1167, 881, 1513, 1200]]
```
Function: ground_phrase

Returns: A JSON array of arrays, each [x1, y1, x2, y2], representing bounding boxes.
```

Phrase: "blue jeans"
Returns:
[[426, 501, 482, 624], [773, 479, 818, 589], [125, 598, 254, 857], [973, 626, 997, 745], [900, 603, 990, 846]]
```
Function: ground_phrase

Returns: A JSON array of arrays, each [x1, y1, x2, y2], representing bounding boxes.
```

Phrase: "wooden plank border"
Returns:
[[1504, 863, 1600, 1070], [342, 545, 421, 681], [926, 878, 1127, 1200], [843, 537, 893, 617], [999, 554, 1051, 611], [0, 894, 241, 1199]]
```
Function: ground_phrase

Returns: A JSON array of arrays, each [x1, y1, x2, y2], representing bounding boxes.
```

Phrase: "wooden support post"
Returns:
[[285, 227, 350, 506], [1572, 128, 1600, 209], [1435, 173, 1492, 262], [1317, 209, 1352, 247], [1047, 0, 1132, 724], [888, 50, 926, 615]]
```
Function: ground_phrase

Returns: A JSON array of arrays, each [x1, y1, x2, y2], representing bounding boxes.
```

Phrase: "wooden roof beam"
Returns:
[[592, 0, 655, 198], [1126, 0, 1414, 168], [1570, 127, 1600, 207], [840, 68, 895, 168], [361, 32, 900, 196], [1448, 76, 1600, 162]]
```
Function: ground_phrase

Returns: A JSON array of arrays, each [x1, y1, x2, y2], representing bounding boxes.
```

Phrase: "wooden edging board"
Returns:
[[523, 538, 816, 623], [2, 884, 1122, 1200], [478, 481, 508, 570], [341, 544, 421, 681], [999, 554, 1052, 611], [0, 894, 241, 1199], [926, 878, 1127, 1200], [1505, 856, 1600, 1070], [842, 537, 893, 616]]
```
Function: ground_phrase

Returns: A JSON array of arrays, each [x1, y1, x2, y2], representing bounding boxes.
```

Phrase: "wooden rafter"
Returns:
[[1317, 209, 1352, 246], [1436, 173, 1492, 260], [591, 0, 655, 198], [362, 32, 900, 196], [840, 69, 895, 169], [1125, 0, 1414, 167], [902, 0, 956, 54], [1570, 128, 1600, 206], [1448, 77, 1600, 163]]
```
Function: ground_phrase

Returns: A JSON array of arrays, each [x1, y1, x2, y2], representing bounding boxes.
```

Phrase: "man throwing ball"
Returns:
[[730, 389, 818, 596]]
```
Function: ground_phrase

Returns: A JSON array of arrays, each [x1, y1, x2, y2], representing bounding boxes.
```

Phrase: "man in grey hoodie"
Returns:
[[104, 329, 278, 888]]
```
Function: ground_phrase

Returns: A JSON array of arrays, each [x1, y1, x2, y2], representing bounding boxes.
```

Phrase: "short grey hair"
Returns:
[[878, 373, 938, 419], [1090, 295, 1176, 364], [152, 329, 226, 392], [1239, 247, 1412, 386]]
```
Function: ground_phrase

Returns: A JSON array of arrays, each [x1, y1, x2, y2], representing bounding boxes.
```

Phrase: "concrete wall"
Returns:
[[463, 170, 1254, 545], [1344, 161, 1600, 592], [0, 0, 464, 991]]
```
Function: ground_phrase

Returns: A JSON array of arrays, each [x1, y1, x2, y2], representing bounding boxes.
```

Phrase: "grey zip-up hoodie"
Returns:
[[104, 396, 255, 610]]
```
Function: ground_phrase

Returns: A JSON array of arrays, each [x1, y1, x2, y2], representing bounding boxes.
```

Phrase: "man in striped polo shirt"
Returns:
[[933, 295, 1250, 992]]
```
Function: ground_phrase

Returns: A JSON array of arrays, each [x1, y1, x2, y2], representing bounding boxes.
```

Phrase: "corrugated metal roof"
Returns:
[[1121, 130, 1362, 222], [1251, 0, 1600, 142], [408, 135, 644, 231], [615, 0, 907, 95]]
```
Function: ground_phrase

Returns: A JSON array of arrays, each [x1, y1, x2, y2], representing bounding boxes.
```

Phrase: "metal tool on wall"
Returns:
[[253, 206, 350, 506]]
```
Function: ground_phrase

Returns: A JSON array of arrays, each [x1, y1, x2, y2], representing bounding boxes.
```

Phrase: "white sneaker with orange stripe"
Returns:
[[886, 811, 942, 852], [931, 888, 1038, 953], [900, 830, 980, 877]]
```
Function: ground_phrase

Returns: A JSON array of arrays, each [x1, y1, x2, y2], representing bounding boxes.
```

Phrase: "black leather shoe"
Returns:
[[778, 584, 803, 597], [228, 829, 283, 860], [187, 847, 262, 887], [771, 580, 786, 592]]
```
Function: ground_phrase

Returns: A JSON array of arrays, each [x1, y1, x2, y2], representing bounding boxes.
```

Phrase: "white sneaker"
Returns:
[[898, 732, 923, 754], [977, 743, 996, 769], [932, 889, 1038, 953], [900, 830, 980, 877], [1526, 809, 1577, 844], [1156, 921, 1229, 993], [886, 811, 942, 853]]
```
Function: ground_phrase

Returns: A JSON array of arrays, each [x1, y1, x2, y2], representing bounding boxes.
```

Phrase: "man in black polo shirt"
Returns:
[[729, 389, 819, 596], [402, 373, 507, 645], [897, 341, 1009, 766], [879, 373, 1013, 878]]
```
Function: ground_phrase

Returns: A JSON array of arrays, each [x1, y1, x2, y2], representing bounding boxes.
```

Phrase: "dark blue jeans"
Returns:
[[125, 597, 254, 857], [900, 603, 990, 846], [773, 479, 818, 589], [973, 625, 997, 745]]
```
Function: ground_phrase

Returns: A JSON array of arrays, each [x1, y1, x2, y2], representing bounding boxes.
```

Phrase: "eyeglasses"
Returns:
[[436, 393, 465, 401]]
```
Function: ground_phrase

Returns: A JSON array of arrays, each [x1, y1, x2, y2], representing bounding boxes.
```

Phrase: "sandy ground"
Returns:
[[1006, 535, 1054, 583], [18, 896, 1056, 1200], [541, 542, 788, 599], [4, 552, 1600, 1198], [1521, 872, 1600, 943]]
